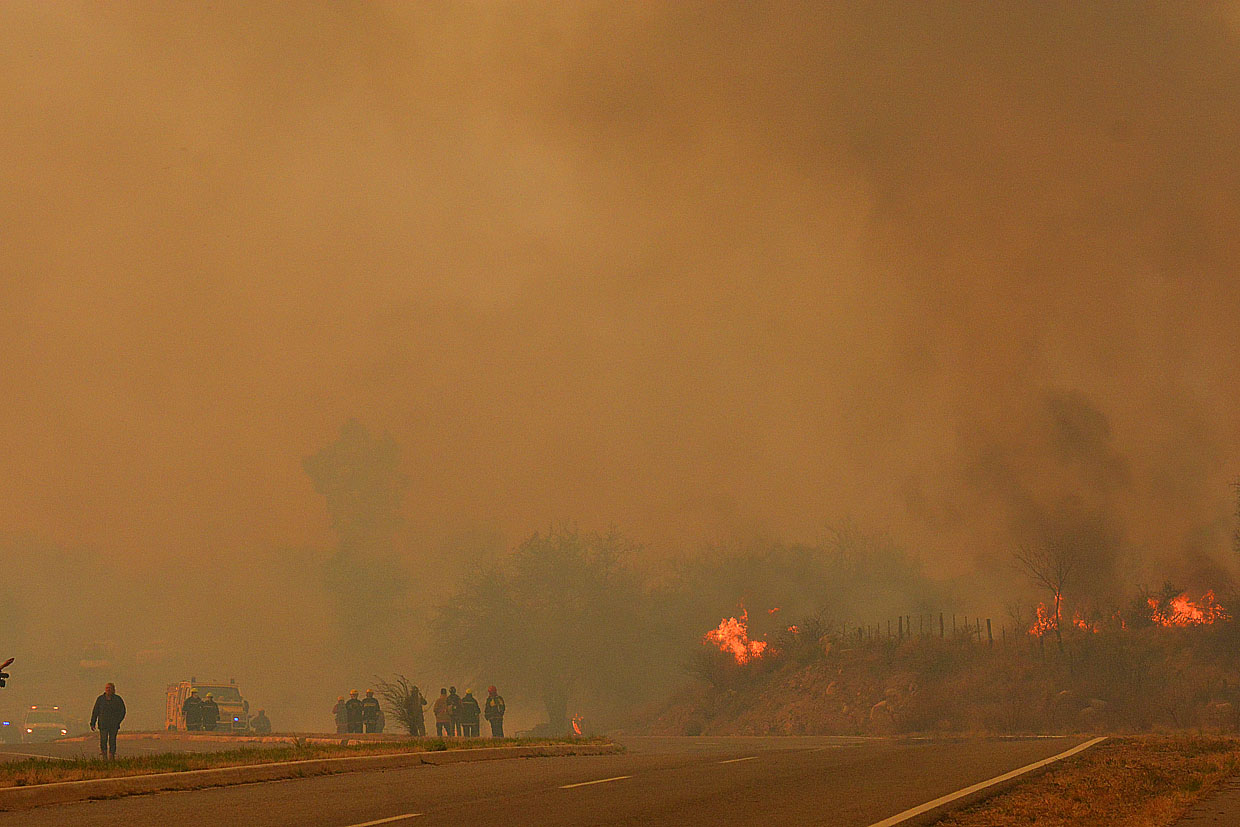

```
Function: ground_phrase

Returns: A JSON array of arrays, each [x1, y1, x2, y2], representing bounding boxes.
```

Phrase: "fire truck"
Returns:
[[165, 678, 251, 732]]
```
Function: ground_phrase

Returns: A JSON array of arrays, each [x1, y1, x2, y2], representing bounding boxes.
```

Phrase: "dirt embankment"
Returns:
[[648, 625, 1240, 737]]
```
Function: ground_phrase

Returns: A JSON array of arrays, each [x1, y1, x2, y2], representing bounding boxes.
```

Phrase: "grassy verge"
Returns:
[[0, 737, 609, 788], [935, 736, 1240, 827]]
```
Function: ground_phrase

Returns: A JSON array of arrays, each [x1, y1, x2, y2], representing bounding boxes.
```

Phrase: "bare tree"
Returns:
[[374, 674, 427, 736], [1014, 540, 1074, 651]]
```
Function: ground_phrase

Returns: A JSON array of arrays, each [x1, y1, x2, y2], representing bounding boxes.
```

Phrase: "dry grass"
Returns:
[[935, 736, 1240, 827], [0, 736, 606, 788]]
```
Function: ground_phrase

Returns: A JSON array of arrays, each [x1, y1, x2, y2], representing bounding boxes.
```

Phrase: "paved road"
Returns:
[[0, 735, 1093, 826], [1176, 773, 1240, 824]]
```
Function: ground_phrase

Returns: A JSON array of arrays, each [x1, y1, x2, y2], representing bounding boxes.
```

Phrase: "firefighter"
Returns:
[[201, 693, 220, 732], [344, 689, 364, 733], [251, 709, 272, 734], [407, 684, 427, 736], [332, 695, 347, 733], [484, 686, 506, 738], [433, 688, 452, 737], [459, 689, 481, 737], [447, 686, 462, 736], [361, 689, 384, 733], [182, 688, 203, 731]]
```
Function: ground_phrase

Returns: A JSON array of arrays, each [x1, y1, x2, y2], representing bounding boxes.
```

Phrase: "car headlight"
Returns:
[[60, 729, 67, 735], [25, 729, 31, 733]]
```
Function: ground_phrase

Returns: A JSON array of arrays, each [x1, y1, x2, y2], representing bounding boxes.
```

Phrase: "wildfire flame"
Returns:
[[704, 609, 769, 664], [1072, 612, 1099, 634], [571, 714, 584, 736], [1028, 601, 1100, 636], [1028, 602, 1058, 637], [1148, 591, 1229, 627]]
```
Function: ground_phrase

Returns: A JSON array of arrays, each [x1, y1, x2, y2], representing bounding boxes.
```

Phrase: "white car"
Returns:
[[22, 706, 69, 743]]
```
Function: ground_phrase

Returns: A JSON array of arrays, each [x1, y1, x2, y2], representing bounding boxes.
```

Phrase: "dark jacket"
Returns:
[[201, 699, 220, 729], [361, 696, 381, 721], [408, 689, 427, 719], [182, 695, 203, 726], [484, 694, 505, 721], [345, 697, 364, 724], [90, 692, 126, 731], [447, 691, 462, 721], [251, 712, 272, 734], [459, 694, 481, 724]]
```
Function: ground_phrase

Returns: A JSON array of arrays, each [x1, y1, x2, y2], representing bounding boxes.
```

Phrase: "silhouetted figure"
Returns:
[[332, 696, 347, 733], [361, 689, 384, 733], [201, 694, 220, 731], [433, 688, 452, 737], [459, 689, 481, 737], [408, 685, 427, 736], [484, 686, 506, 738], [251, 709, 272, 734], [90, 682, 126, 759], [345, 689, 364, 733], [447, 686, 462, 736], [182, 689, 203, 731]]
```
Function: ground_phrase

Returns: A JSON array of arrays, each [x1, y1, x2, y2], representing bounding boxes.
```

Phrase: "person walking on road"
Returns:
[[361, 689, 384, 733], [89, 682, 126, 759], [447, 686, 462, 736], [484, 686, 506, 738], [182, 688, 203, 731], [459, 689, 481, 737], [332, 695, 347, 733], [433, 688, 452, 737], [201, 693, 220, 732], [345, 689, 364, 734]]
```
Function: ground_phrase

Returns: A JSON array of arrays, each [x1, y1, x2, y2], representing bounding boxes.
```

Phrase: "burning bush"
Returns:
[[703, 610, 768, 665]]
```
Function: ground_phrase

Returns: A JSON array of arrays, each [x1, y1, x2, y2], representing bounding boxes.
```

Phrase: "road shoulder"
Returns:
[[0, 742, 622, 812]]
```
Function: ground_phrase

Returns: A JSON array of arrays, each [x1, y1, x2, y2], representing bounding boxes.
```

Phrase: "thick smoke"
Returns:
[[2, 2, 1240, 725]]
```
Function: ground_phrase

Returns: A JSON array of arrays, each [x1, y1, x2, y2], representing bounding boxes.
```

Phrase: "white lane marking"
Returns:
[[0, 751, 73, 761], [865, 736, 1107, 827], [343, 814, 422, 827], [560, 775, 632, 789], [717, 756, 757, 764]]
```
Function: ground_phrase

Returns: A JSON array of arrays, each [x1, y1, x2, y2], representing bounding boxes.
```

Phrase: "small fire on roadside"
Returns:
[[571, 714, 584, 736], [1148, 591, 1229, 627]]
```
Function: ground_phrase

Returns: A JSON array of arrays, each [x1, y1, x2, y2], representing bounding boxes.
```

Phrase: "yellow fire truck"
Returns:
[[165, 678, 251, 732]]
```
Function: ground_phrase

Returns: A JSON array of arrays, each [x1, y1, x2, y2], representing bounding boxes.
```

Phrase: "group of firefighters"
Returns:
[[332, 689, 387, 733], [331, 685, 506, 737], [180, 688, 271, 733]]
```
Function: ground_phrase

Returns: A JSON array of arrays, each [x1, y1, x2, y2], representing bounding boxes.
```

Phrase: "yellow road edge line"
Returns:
[[560, 775, 632, 789], [717, 756, 758, 764], [344, 813, 422, 827], [864, 736, 1107, 827]]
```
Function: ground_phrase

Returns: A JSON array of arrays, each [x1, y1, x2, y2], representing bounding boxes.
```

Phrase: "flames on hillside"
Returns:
[[1028, 590, 1230, 637], [703, 607, 800, 665], [1148, 591, 1229, 627]]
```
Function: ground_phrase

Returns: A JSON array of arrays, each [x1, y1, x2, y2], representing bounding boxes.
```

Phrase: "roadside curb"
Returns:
[[0, 743, 622, 812]]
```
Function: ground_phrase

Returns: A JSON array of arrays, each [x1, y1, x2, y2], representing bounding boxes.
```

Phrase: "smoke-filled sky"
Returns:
[[5, 0, 1240, 606]]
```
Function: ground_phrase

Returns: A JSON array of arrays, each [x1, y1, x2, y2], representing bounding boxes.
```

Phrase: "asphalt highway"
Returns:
[[0, 735, 1094, 826]]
